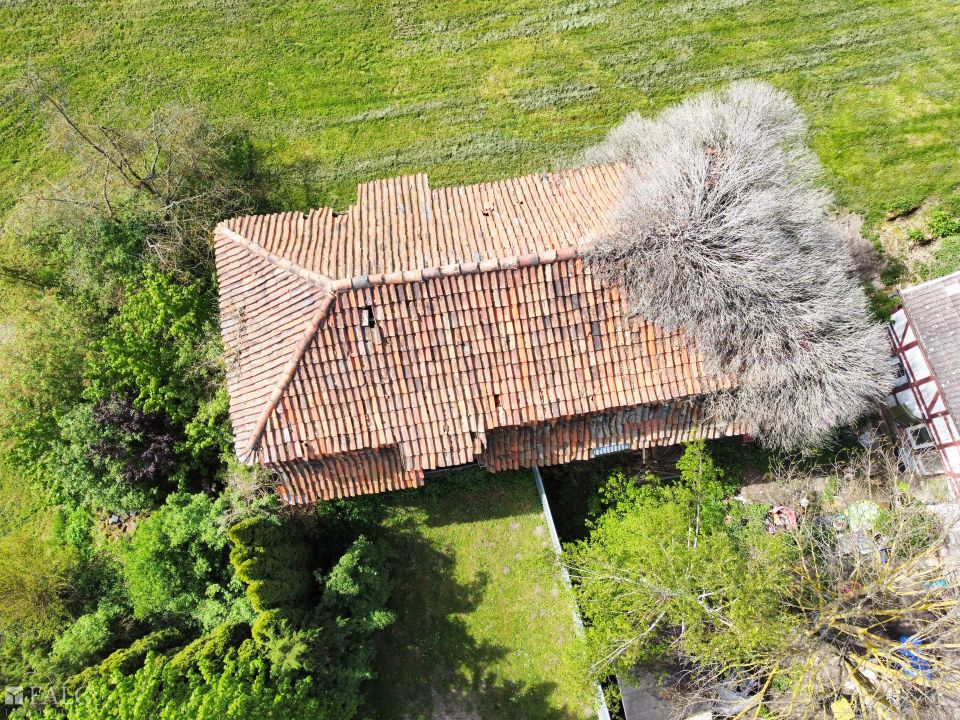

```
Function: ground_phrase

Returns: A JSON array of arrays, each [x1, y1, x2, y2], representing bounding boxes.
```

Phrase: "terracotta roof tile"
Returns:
[[214, 164, 740, 503]]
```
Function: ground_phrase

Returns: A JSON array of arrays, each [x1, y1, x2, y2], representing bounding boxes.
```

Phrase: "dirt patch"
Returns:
[[876, 197, 942, 277]]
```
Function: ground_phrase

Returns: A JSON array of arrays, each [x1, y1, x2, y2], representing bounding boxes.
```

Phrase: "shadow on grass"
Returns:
[[364, 513, 583, 720], [416, 468, 546, 527]]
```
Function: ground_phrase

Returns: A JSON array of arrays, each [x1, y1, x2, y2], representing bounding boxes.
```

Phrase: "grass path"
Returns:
[[2, 0, 959, 222], [368, 469, 594, 719]]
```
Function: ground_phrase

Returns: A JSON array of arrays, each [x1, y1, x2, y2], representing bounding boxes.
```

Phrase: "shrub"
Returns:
[[53, 645, 328, 720], [49, 403, 164, 513], [123, 492, 243, 628], [906, 226, 928, 245], [166, 620, 247, 676], [87, 268, 222, 431], [228, 516, 315, 613], [886, 196, 924, 218], [929, 207, 960, 238], [585, 82, 891, 450], [89, 394, 179, 486], [65, 627, 184, 694], [1, 210, 146, 315], [48, 604, 122, 677], [319, 534, 395, 637]]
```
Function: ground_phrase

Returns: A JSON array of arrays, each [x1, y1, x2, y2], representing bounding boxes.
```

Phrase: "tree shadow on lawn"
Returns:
[[364, 516, 585, 720], [416, 468, 547, 528]]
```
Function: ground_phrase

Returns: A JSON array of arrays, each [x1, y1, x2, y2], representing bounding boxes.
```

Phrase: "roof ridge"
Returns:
[[327, 243, 593, 291], [216, 224, 333, 292], [218, 222, 601, 293]]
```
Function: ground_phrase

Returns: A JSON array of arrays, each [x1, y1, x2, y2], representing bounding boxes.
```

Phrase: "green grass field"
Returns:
[[2, 0, 959, 223], [369, 469, 594, 719]]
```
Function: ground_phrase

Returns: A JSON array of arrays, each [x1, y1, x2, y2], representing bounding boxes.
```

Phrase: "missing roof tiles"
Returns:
[[361, 305, 376, 328]]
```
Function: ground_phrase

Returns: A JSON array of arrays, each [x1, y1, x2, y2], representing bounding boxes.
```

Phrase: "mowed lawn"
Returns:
[[2, 0, 959, 223], [368, 469, 594, 719]]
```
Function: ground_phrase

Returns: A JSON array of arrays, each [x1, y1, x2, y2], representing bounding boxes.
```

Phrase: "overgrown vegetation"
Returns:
[[569, 442, 960, 718], [586, 83, 891, 451], [3, 3, 960, 716], [0, 88, 397, 719]]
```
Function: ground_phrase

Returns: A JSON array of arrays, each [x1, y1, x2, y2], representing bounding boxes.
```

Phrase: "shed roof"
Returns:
[[900, 269, 960, 418], [214, 164, 738, 503]]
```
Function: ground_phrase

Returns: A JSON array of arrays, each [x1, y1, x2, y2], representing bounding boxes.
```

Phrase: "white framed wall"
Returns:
[[889, 308, 960, 498]]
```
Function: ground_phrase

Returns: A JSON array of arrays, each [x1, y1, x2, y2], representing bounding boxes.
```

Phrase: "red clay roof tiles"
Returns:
[[214, 164, 739, 503]]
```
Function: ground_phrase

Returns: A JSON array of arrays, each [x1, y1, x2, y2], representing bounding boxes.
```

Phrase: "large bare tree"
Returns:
[[8, 72, 258, 274], [585, 81, 892, 450]]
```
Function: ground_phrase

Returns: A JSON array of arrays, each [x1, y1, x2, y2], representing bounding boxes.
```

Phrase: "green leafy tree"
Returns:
[[123, 492, 247, 628], [0, 292, 91, 480], [567, 441, 797, 677], [88, 268, 221, 429]]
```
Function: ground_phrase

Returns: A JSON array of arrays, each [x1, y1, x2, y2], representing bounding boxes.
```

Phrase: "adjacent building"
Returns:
[[888, 269, 960, 498], [213, 164, 741, 503]]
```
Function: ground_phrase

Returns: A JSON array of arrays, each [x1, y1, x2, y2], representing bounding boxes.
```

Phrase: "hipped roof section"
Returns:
[[213, 163, 734, 501]]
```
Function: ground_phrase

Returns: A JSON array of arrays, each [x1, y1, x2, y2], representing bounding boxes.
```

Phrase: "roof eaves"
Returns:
[[899, 268, 960, 298]]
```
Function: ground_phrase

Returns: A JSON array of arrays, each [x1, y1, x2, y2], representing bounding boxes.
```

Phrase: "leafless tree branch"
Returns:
[[585, 82, 893, 450]]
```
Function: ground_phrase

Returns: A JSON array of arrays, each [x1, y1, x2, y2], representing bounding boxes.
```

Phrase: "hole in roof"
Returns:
[[494, 394, 502, 409], [360, 305, 375, 328]]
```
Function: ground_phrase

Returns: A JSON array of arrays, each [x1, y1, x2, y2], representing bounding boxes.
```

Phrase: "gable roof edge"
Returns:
[[244, 293, 337, 459]]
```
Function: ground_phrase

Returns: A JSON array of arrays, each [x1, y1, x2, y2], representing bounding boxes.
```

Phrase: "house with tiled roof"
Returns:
[[888, 270, 960, 498], [213, 163, 741, 504]]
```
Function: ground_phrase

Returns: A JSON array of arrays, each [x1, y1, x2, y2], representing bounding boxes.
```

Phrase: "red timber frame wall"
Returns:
[[889, 305, 960, 499]]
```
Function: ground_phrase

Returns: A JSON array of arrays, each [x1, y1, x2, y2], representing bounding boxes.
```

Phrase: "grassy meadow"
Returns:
[[2, 0, 959, 223], [371, 469, 594, 719]]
